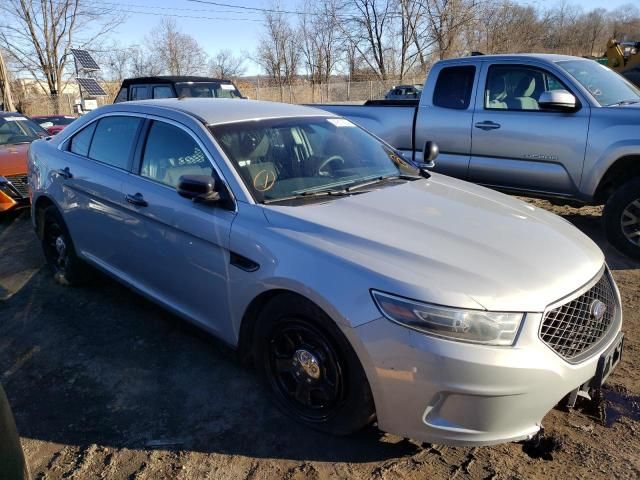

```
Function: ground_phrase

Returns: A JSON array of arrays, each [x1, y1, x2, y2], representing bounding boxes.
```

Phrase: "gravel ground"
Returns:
[[0, 198, 639, 480]]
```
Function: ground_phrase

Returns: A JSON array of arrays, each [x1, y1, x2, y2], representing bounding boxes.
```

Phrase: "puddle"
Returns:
[[601, 386, 640, 427]]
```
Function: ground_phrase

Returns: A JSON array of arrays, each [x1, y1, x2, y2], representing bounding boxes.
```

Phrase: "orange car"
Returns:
[[0, 112, 48, 212]]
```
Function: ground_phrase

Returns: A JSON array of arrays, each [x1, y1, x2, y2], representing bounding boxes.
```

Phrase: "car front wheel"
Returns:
[[253, 293, 375, 436], [603, 177, 640, 260]]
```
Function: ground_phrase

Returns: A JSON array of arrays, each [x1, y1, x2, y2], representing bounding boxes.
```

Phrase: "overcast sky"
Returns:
[[106, 0, 635, 75]]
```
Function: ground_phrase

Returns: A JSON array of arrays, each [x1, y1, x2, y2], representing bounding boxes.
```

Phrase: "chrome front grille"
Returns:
[[540, 271, 617, 362], [5, 174, 29, 199]]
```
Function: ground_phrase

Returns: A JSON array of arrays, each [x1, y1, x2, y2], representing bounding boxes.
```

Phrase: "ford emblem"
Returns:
[[590, 300, 607, 321]]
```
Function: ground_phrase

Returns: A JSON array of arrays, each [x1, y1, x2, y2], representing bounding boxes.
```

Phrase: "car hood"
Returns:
[[0, 143, 29, 176], [262, 174, 604, 312]]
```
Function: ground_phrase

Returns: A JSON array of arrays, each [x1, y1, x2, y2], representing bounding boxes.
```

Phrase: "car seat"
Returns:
[[510, 76, 539, 110], [486, 75, 508, 109]]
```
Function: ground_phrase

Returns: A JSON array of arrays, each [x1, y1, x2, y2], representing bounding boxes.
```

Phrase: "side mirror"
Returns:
[[421, 141, 439, 168], [539, 90, 577, 112], [177, 175, 220, 203]]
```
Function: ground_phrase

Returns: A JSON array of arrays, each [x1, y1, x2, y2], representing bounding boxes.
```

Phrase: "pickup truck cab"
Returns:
[[114, 76, 243, 103], [316, 54, 640, 259]]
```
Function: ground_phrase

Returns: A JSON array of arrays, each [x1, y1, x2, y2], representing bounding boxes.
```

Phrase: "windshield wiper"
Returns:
[[606, 99, 640, 106], [344, 173, 425, 192], [262, 188, 365, 205]]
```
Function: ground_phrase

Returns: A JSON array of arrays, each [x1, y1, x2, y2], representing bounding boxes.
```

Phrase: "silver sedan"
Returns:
[[28, 98, 623, 445]]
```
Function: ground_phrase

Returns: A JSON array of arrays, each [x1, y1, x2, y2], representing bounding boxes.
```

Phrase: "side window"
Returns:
[[153, 86, 174, 99], [88, 116, 141, 169], [114, 88, 128, 103], [140, 121, 213, 188], [485, 65, 569, 111], [433, 66, 476, 110], [69, 122, 97, 156], [130, 86, 149, 101]]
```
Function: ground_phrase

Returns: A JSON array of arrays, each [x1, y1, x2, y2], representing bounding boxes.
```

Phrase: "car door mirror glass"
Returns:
[[539, 90, 577, 111], [177, 175, 220, 203]]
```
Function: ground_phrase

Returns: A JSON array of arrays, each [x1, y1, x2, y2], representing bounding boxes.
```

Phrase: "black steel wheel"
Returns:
[[254, 293, 375, 435], [41, 205, 85, 285], [268, 319, 345, 422]]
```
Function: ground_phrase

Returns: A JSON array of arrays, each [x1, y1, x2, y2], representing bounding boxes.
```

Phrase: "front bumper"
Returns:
[[0, 176, 29, 212], [349, 307, 623, 446]]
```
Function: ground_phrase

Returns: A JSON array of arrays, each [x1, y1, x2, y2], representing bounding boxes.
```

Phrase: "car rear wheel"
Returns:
[[253, 293, 375, 435], [41, 206, 86, 285], [603, 178, 640, 260]]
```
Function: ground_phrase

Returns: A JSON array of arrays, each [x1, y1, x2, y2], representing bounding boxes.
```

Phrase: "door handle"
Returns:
[[125, 193, 148, 207], [55, 167, 73, 179], [474, 121, 501, 131]]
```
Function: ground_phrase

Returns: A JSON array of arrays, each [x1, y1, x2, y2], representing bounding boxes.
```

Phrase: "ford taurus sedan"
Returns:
[[27, 98, 624, 446]]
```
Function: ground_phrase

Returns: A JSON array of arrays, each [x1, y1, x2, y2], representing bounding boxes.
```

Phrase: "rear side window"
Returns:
[[114, 88, 127, 103], [153, 86, 174, 99], [130, 86, 149, 101], [433, 66, 476, 110], [88, 116, 141, 169], [69, 122, 97, 157]]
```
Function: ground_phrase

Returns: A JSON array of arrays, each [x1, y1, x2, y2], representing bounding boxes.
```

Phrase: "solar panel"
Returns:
[[71, 49, 100, 71], [76, 78, 107, 96]]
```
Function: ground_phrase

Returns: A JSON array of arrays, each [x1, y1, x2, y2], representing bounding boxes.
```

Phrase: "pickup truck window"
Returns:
[[433, 66, 475, 110], [153, 86, 174, 99], [556, 59, 640, 107], [130, 86, 149, 101], [485, 65, 568, 111], [210, 117, 418, 203]]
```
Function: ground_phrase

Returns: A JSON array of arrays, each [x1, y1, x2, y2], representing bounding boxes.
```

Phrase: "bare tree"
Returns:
[[149, 18, 208, 76], [129, 46, 163, 77], [0, 0, 122, 96], [209, 49, 245, 79], [255, 10, 300, 100]]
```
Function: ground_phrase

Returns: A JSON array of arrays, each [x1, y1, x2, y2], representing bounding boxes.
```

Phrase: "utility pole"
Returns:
[[0, 49, 15, 111]]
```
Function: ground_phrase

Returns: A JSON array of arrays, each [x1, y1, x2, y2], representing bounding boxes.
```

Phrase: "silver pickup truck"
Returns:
[[315, 54, 640, 259]]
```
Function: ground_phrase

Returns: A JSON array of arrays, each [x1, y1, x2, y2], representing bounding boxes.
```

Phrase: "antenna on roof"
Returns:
[[470, 51, 485, 56]]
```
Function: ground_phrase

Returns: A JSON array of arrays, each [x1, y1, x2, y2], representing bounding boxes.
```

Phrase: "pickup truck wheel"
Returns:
[[41, 206, 86, 285], [603, 178, 640, 260], [253, 293, 375, 436]]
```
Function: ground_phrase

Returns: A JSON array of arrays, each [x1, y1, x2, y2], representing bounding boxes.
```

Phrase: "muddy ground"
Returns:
[[0, 199, 639, 480]]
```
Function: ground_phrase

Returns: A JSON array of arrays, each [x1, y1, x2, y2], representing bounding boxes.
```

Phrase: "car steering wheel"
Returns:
[[318, 155, 345, 176]]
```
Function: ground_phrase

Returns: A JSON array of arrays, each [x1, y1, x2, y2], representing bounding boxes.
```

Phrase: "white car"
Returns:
[[28, 98, 624, 445]]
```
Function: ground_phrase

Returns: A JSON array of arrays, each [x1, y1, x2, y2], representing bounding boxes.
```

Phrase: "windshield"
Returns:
[[557, 59, 640, 106], [175, 82, 242, 99], [210, 116, 418, 203], [0, 116, 47, 145]]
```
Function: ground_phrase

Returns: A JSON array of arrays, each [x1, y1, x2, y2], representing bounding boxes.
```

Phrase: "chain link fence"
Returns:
[[16, 93, 112, 117], [13, 76, 425, 116], [240, 76, 425, 104]]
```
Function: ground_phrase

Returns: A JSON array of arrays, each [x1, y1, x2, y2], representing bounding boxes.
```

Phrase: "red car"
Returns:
[[31, 115, 77, 135]]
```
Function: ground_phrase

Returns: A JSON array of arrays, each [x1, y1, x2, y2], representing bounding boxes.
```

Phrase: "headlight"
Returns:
[[371, 290, 523, 346]]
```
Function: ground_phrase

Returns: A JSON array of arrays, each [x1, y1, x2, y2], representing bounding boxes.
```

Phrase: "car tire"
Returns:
[[603, 177, 640, 260], [253, 293, 376, 436], [41, 205, 86, 285]]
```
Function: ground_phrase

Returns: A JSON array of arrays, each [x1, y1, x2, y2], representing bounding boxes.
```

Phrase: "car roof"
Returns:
[[0, 112, 27, 117], [120, 98, 337, 125], [121, 76, 233, 87], [440, 53, 587, 64]]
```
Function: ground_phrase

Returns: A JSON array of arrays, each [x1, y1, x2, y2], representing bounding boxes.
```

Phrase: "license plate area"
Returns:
[[591, 332, 624, 388]]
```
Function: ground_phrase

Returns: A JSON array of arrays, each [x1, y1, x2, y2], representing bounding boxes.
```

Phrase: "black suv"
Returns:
[[114, 76, 244, 103]]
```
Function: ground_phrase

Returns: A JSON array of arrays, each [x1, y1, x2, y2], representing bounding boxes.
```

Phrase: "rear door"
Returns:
[[57, 114, 143, 272], [414, 64, 478, 177], [469, 62, 590, 195], [119, 117, 236, 335]]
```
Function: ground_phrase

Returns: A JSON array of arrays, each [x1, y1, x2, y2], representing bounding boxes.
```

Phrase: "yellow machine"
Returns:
[[605, 38, 640, 87]]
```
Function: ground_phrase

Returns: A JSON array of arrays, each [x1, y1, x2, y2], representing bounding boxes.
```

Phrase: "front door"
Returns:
[[120, 119, 236, 336], [469, 63, 590, 196]]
